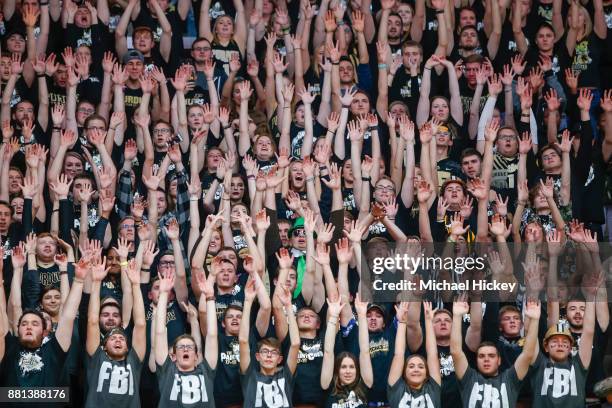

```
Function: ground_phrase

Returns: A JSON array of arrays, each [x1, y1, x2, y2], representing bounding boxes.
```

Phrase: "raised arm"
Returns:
[[355, 294, 373, 388], [514, 300, 540, 379], [56, 256, 87, 352], [320, 297, 342, 390], [389, 302, 410, 386], [154, 269, 175, 366], [450, 298, 470, 379]]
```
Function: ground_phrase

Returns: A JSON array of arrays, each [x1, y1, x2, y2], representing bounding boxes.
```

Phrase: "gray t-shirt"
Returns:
[[387, 377, 441, 407], [156, 357, 216, 407], [530, 353, 587, 408], [459, 366, 522, 408], [241, 362, 295, 408], [85, 348, 143, 408]]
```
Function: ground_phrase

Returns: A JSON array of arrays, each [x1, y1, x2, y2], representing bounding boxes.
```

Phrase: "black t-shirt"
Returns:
[[85, 347, 143, 408], [215, 330, 260, 407], [421, 7, 443, 60], [344, 325, 395, 404], [292, 329, 343, 405], [494, 19, 536, 70], [324, 389, 367, 408], [570, 324, 609, 396], [567, 32, 605, 88], [387, 376, 441, 407], [156, 357, 216, 407], [0, 334, 68, 400], [241, 362, 294, 408], [530, 353, 587, 407], [459, 365, 522, 408], [132, 0, 185, 55]]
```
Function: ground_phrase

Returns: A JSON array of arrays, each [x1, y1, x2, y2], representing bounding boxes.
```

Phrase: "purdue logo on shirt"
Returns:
[[170, 373, 209, 404], [97, 362, 135, 395], [255, 378, 289, 408], [540, 365, 578, 398]]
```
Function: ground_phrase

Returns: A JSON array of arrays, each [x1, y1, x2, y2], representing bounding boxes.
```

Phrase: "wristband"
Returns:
[[368, 126, 376, 132], [216, 176, 224, 183], [189, 197, 199, 201], [53, 126, 61, 130], [361, 177, 370, 181], [247, 175, 256, 179], [378, 63, 388, 69], [120, 261, 129, 267], [52, 208, 59, 213], [73, 278, 84, 284], [222, 124, 231, 130], [306, 176, 315, 182], [328, 317, 339, 325], [521, 113, 530, 118], [435, 9, 444, 14], [332, 62, 339, 66], [319, 165, 327, 170], [206, 295, 216, 301], [36, 73, 45, 78], [60, 271, 68, 275], [141, 268, 150, 272], [424, 67, 432, 71], [342, 104, 350, 108]]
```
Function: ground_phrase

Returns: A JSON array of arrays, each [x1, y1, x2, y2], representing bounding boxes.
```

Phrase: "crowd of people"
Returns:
[[0, 0, 610, 405]]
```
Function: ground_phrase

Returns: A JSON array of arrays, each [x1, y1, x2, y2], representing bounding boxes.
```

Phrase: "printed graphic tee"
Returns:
[[458, 366, 522, 408], [85, 347, 143, 407]]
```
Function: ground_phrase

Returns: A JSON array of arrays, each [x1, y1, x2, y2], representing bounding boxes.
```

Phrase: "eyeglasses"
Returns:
[[120, 224, 135, 230], [258, 348, 280, 357], [497, 135, 516, 142], [153, 128, 172, 135], [375, 186, 395, 192], [159, 260, 175, 267], [193, 46, 211, 52], [86, 126, 106, 131], [78, 108, 95, 115], [176, 344, 195, 351]]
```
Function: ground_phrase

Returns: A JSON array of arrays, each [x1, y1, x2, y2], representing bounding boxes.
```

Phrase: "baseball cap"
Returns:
[[104, 327, 127, 344], [5, 29, 26, 41], [543, 324, 574, 345], [367, 303, 386, 315], [123, 49, 144, 64], [289, 217, 305, 235]]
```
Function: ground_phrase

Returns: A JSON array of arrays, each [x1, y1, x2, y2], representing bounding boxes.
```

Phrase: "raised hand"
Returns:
[[452, 294, 469, 316], [576, 88, 593, 113], [164, 218, 180, 241], [335, 237, 352, 264], [312, 243, 330, 265], [49, 174, 73, 198], [544, 88, 561, 112], [449, 213, 469, 237], [343, 220, 366, 243], [275, 248, 294, 269], [91, 256, 109, 282]]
